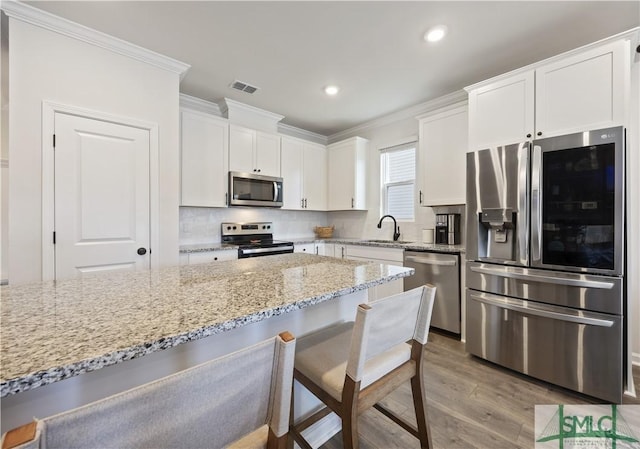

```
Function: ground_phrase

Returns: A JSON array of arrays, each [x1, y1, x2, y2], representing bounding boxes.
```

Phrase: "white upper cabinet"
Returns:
[[229, 124, 281, 177], [180, 108, 229, 207], [281, 137, 327, 210], [535, 40, 628, 138], [467, 38, 630, 150], [327, 137, 368, 211], [302, 142, 327, 210], [418, 105, 468, 206], [468, 71, 534, 150]]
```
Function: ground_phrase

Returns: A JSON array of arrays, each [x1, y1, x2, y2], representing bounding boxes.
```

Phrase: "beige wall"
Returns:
[[1, 12, 8, 283], [7, 19, 180, 284]]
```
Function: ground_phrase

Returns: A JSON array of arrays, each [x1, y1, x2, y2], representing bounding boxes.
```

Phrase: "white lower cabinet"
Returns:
[[180, 249, 238, 265], [343, 245, 405, 300], [294, 242, 326, 255]]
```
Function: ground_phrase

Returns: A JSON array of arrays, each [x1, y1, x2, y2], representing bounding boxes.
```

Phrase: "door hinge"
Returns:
[[52, 231, 56, 244], [53, 134, 56, 149]]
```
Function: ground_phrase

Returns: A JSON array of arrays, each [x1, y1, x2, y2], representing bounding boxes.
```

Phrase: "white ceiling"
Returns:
[[24, 1, 640, 136]]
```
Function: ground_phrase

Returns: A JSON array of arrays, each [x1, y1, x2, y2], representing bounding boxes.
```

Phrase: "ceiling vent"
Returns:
[[230, 80, 259, 94]]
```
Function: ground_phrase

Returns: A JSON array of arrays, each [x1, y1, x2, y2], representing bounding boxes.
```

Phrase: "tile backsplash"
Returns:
[[180, 207, 329, 244], [180, 205, 466, 246]]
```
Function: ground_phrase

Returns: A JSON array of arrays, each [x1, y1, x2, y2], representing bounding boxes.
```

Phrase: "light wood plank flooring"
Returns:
[[319, 332, 638, 449]]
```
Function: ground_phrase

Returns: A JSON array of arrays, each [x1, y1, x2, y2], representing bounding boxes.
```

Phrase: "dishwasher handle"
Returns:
[[404, 255, 457, 266]]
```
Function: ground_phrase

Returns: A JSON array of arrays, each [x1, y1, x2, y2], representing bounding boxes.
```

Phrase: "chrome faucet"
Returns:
[[377, 215, 401, 241]]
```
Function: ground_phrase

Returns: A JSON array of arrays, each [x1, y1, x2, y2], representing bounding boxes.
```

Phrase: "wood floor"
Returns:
[[319, 332, 639, 449]]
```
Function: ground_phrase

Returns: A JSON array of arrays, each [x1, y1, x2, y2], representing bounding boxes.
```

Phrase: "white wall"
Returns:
[[7, 19, 181, 284], [327, 115, 442, 242], [1, 12, 8, 283], [628, 46, 640, 367]]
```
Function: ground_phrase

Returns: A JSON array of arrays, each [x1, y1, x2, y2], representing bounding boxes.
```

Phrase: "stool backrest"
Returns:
[[2, 332, 295, 449], [346, 285, 436, 382]]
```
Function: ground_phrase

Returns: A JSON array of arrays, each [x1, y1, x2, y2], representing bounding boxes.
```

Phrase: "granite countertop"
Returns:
[[180, 238, 465, 254], [0, 254, 413, 397]]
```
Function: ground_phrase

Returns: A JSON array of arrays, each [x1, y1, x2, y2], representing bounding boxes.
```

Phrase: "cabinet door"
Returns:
[[327, 142, 355, 210], [418, 106, 468, 206], [255, 132, 281, 177], [314, 242, 326, 256], [188, 250, 237, 264], [294, 243, 315, 254], [229, 125, 256, 173], [303, 143, 327, 210], [468, 71, 534, 150], [180, 109, 228, 207], [535, 40, 628, 138], [280, 138, 304, 210]]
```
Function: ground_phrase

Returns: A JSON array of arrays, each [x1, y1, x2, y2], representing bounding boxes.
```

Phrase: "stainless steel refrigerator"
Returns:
[[465, 126, 626, 403]]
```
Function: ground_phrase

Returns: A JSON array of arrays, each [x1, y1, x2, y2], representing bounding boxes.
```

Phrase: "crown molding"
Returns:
[[179, 94, 223, 117], [278, 123, 327, 145], [327, 90, 468, 144], [465, 26, 640, 92], [220, 98, 285, 123], [1, 0, 190, 79]]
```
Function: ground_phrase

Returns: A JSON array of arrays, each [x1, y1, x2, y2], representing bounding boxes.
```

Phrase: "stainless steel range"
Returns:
[[466, 126, 626, 402], [221, 222, 294, 258]]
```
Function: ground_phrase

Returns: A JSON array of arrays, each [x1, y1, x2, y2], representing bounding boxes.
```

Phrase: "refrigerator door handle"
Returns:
[[518, 143, 530, 265], [469, 265, 615, 289], [470, 292, 615, 327], [531, 145, 542, 262]]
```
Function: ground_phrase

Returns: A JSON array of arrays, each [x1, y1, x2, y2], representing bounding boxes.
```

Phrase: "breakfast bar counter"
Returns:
[[1, 253, 412, 433]]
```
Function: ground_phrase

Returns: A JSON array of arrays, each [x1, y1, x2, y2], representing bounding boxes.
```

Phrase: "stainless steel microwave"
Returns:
[[229, 171, 283, 207]]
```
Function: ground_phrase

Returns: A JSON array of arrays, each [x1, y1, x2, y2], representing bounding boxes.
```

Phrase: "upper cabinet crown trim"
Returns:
[[328, 90, 467, 144], [1, 1, 191, 78], [464, 26, 639, 92], [180, 94, 224, 117]]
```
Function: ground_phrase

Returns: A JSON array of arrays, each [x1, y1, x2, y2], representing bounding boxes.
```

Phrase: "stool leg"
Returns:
[[341, 377, 360, 449], [410, 343, 433, 449]]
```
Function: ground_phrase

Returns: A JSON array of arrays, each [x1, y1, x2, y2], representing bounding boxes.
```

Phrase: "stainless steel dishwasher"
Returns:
[[404, 251, 460, 334]]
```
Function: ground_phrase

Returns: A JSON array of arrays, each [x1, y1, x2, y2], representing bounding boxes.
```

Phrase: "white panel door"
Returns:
[[468, 71, 534, 150], [229, 124, 256, 173], [54, 113, 150, 280], [535, 40, 628, 137], [255, 131, 281, 177], [303, 143, 327, 210], [280, 137, 304, 209]]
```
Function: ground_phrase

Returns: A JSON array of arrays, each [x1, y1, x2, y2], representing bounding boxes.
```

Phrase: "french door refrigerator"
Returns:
[[465, 126, 625, 402]]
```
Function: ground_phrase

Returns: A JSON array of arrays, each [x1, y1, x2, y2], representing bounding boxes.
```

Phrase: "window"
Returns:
[[380, 142, 416, 220]]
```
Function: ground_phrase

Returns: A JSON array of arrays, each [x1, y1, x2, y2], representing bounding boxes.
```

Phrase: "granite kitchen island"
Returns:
[[1, 253, 412, 434]]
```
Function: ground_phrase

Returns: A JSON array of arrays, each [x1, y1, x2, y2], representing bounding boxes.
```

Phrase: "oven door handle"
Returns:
[[241, 245, 294, 255], [469, 265, 615, 289], [469, 292, 615, 327]]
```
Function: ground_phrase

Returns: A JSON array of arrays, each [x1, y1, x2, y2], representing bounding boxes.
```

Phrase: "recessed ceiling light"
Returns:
[[324, 85, 340, 96], [424, 25, 448, 43]]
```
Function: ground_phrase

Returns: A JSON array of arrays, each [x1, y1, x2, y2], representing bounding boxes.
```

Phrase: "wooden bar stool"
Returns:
[[1, 332, 296, 449], [289, 285, 436, 449]]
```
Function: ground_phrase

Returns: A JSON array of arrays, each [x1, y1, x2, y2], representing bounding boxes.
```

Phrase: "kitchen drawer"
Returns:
[[466, 290, 622, 402]]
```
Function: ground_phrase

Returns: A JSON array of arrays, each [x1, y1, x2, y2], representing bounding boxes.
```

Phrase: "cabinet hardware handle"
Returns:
[[301, 198, 304, 208], [419, 190, 423, 204], [526, 133, 532, 138], [341, 247, 345, 258], [304, 198, 308, 208], [351, 198, 354, 208], [537, 132, 542, 136], [225, 192, 228, 205], [257, 169, 261, 173]]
